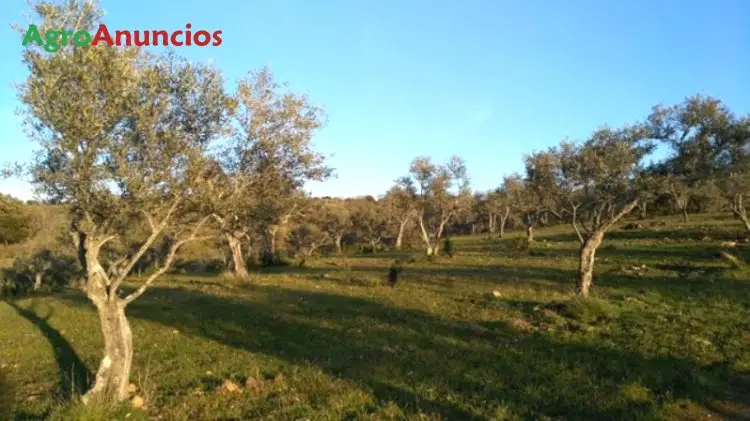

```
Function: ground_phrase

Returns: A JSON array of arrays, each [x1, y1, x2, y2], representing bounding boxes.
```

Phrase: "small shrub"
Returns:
[[387, 265, 403, 287], [547, 298, 620, 324], [442, 237, 454, 257]]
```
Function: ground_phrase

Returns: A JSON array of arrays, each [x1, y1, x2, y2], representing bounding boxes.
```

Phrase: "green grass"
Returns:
[[2, 213, 750, 420]]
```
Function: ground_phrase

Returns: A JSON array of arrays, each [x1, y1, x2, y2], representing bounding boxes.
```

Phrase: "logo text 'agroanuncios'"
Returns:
[[23, 23, 222, 52]]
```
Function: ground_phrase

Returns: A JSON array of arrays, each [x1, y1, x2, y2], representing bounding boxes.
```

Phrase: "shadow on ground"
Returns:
[[6, 301, 91, 401], [54, 284, 750, 420]]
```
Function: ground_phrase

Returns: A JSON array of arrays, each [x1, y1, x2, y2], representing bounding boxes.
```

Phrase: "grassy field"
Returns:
[[1, 214, 750, 420]]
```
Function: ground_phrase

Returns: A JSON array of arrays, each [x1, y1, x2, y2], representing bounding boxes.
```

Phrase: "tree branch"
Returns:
[[120, 215, 211, 306]]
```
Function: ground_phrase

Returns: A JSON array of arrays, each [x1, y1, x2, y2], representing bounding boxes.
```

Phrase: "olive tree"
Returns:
[[485, 187, 512, 238], [648, 95, 735, 222], [557, 126, 650, 297], [19, 1, 229, 403], [212, 68, 328, 276], [504, 174, 539, 242], [402, 155, 470, 256], [717, 116, 750, 231], [383, 184, 417, 250]]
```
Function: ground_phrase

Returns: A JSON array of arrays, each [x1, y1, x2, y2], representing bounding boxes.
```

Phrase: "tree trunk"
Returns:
[[682, 206, 689, 223], [33, 272, 43, 291], [732, 206, 750, 233], [526, 224, 534, 242], [488, 213, 496, 234], [638, 202, 647, 220], [335, 234, 343, 254], [499, 211, 509, 239], [576, 230, 604, 298], [395, 219, 408, 250], [83, 301, 133, 404], [226, 235, 249, 282]]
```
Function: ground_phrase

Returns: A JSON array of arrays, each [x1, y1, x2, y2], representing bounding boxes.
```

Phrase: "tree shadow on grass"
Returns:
[[6, 300, 91, 401], [56, 285, 750, 420]]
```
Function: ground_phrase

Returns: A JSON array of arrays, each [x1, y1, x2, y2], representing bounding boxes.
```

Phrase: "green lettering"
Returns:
[[72, 30, 91, 47], [22, 24, 44, 46], [44, 30, 60, 52]]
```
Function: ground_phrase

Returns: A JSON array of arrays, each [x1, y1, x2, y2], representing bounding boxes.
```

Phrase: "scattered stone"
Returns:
[[127, 383, 137, 394], [720, 241, 738, 248], [131, 395, 146, 409], [492, 290, 502, 298], [245, 377, 262, 394], [172, 329, 180, 334], [701, 236, 712, 242], [220, 379, 242, 394]]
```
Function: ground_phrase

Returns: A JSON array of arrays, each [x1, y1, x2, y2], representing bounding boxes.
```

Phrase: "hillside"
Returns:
[[1, 214, 749, 420]]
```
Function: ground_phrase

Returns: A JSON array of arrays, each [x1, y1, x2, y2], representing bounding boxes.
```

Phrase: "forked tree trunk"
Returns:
[[488, 214, 496, 234], [83, 300, 133, 404], [682, 206, 689, 223], [226, 235, 249, 282], [638, 202, 647, 220], [526, 225, 534, 242], [576, 230, 604, 298]]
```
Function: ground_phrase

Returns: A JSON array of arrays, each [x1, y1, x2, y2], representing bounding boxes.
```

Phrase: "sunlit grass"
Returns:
[[2, 213, 750, 420]]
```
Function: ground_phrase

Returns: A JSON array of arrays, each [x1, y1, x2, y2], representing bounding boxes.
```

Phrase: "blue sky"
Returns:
[[1, 0, 749, 201]]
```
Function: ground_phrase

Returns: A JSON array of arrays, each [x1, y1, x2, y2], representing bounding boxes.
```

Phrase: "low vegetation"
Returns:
[[2, 214, 750, 420]]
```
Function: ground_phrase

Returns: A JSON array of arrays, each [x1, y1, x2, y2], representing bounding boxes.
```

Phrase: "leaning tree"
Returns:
[[19, 1, 231, 403], [556, 126, 651, 297]]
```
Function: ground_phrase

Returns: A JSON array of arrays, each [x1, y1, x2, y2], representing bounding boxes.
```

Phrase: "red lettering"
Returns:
[[212, 30, 223, 46], [152, 30, 168, 46], [92, 24, 113, 46], [170, 30, 184, 46], [185, 23, 192, 46], [194, 30, 211, 46], [133, 31, 150, 46], [115, 30, 131, 46]]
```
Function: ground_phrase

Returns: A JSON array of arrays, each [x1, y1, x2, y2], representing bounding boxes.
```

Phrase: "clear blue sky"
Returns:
[[1, 0, 749, 200]]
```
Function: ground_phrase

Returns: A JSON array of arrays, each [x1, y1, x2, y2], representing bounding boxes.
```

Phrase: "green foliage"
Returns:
[[0, 194, 35, 245]]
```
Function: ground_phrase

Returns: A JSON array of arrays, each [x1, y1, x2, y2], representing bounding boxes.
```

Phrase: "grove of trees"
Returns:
[[4, 0, 749, 408]]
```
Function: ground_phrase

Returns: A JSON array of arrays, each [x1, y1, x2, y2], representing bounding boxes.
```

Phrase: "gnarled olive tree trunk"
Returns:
[[226, 234, 249, 282], [576, 230, 604, 297], [84, 300, 133, 403]]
